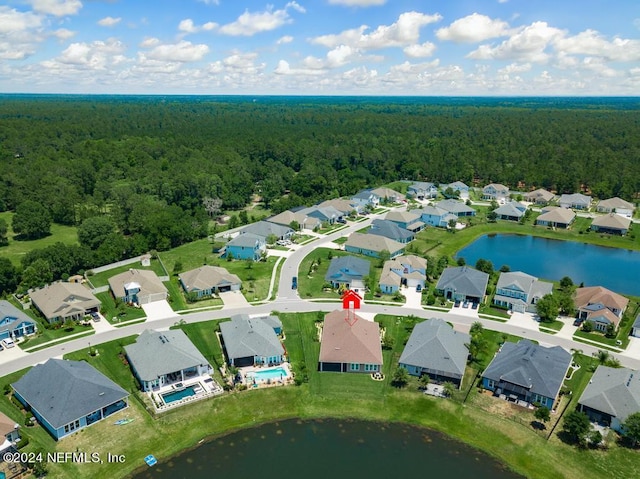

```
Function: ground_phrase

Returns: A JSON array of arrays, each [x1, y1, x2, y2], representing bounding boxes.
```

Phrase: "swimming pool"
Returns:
[[161, 385, 196, 404], [247, 367, 288, 382]]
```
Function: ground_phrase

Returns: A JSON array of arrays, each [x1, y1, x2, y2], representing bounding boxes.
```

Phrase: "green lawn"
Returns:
[[0, 211, 79, 267], [158, 237, 223, 273], [87, 259, 167, 288], [539, 320, 565, 332], [96, 292, 146, 324]]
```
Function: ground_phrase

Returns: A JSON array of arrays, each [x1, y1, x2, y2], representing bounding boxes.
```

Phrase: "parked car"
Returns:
[[91, 312, 100, 322], [292, 276, 298, 290], [471, 302, 478, 310], [416, 284, 422, 292], [454, 300, 461, 307], [463, 300, 469, 308], [2, 338, 15, 348], [0, 343, 4, 351]]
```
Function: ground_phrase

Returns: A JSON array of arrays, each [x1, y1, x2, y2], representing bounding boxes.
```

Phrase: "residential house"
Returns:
[[317, 199, 359, 216], [351, 189, 380, 210], [442, 181, 470, 200], [30, 282, 100, 324], [239, 221, 294, 242], [124, 329, 213, 392], [535, 206, 576, 228], [399, 318, 469, 388], [590, 214, 631, 235], [370, 187, 406, 204], [108, 269, 168, 305], [482, 183, 509, 201], [574, 286, 629, 332], [632, 314, 640, 338], [384, 210, 424, 232], [225, 233, 266, 261], [481, 340, 571, 409], [268, 210, 321, 231], [435, 266, 489, 303], [368, 219, 414, 244], [179, 265, 241, 298], [11, 359, 128, 440], [299, 205, 344, 224], [418, 205, 458, 228], [578, 366, 640, 433], [378, 255, 427, 294], [559, 193, 592, 210], [219, 314, 284, 367], [493, 271, 553, 314], [524, 188, 555, 205], [318, 310, 382, 373], [325, 256, 371, 292], [0, 411, 20, 451], [596, 197, 635, 217], [0, 300, 37, 340], [494, 202, 527, 221], [407, 181, 438, 200], [435, 199, 476, 217], [345, 233, 405, 259]]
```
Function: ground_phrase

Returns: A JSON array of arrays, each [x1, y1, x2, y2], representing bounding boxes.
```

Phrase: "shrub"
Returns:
[[16, 436, 29, 449]]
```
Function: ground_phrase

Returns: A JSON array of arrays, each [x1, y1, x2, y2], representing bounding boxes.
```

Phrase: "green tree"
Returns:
[[12, 200, 51, 239], [0, 258, 17, 295], [534, 406, 551, 428], [77, 216, 116, 250], [447, 218, 457, 231], [470, 321, 484, 336], [443, 381, 456, 398], [535, 294, 558, 322], [0, 218, 8, 246], [392, 366, 409, 388], [456, 256, 466, 266], [377, 249, 391, 268], [622, 411, 640, 447], [588, 429, 602, 448], [560, 276, 574, 290], [266, 234, 278, 246], [20, 258, 53, 291], [557, 292, 576, 316], [487, 210, 498, 222], [382, 334, 395, 350], [475, 258, 494, 275], [596, 349, 610, 365], [499, 264, 510, 272], [562, 410, 591, 446], [419, 373, 430, 389]]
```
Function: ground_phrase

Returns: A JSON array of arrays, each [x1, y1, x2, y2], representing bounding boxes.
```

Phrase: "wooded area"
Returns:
[[0, 95, 638, 292]]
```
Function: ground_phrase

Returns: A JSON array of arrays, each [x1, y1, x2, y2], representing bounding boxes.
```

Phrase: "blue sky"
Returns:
[[1, 0, 639, 95]]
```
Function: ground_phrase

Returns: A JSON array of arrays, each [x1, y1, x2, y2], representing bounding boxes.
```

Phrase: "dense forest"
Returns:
[[0, 95, 638, 292]]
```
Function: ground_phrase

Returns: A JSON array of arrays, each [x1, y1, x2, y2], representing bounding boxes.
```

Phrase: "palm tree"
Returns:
[[443, 382, 456, 398], [596, 349, 610, 365], [419, 374, 430, 390]]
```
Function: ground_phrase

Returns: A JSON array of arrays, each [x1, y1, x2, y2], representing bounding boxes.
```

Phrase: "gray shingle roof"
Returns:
[[124, 329, 211, 382], [634, 314, 640, 330], [578, 366, 640, 423], [436, 266, 489, 298], [494, 203, 526, 218], [399, 319, 469, 376], [483, 340, 571, 399], [325, 256, 371, 283], [220, 314, 284, 361], [368, 219, 414, 242], [435, 199, 476, 215], [240, 221, 293, 239], [11, 359, 128, 430], [345, 233, 405, 254], [0, 300, 36, 332], [227, 232, 264, 248]]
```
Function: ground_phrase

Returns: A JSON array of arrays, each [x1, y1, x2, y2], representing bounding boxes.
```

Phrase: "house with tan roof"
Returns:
[[317, 198, 359, 216], [379, 255, 427, 294], [482, 183, 509, 201], [268, 210, 321, 231], [345, 233, 404, 259], [535, 206, 576, 228], [596, 197, 635, 217], [30, 282, 100, 324], [179, 265, 241, 298], [371, 187, 405, 203], [590, 213, 631, 235], [384, 210, 424, 231], [318, 310, 382, 373], [108, 269, 168, 305], [559, 193, 592, 210], [524, 188, 555, 205], [0, 411, 20, 451], [574, 286, 629, 332]]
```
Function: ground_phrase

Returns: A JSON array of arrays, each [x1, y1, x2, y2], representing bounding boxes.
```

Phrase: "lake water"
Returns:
[[132, 418, 522, 479], [456, 234, 640, 296]]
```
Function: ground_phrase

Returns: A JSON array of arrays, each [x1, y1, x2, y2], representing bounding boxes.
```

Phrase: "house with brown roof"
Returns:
[[574, 286, 629, 332], [590, 213, 631, 235], [178, 265, 241, 298], [535, 206, 576, 229], [344, 233, 404, 258], [370, 187, 405, 204], [30, 282, 101, 324], [0, 411, 20, 451], [108, 269, 168, 305], [596, 197, 635, 217], [524, 188, 555, 205], [384, 210, 424, 232], [317, 198, 359, 216], [318, 310, 382, 373], [268, 210, 321, 231]]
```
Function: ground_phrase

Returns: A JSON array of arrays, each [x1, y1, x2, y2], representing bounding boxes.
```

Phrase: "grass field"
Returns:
[[0, 211, 79, 267]]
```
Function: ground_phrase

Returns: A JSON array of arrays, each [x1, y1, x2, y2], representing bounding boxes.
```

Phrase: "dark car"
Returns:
[[471, 302, 478, 310], [292, 276, 298, 290], [416, 284, 422, 292], [454, 300, 461, 307], [91, 312, 100, 322]]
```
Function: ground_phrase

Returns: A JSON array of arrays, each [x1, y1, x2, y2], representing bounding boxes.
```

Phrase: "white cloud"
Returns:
[[436, 13, 510, 43], [403, 42, 436, 58], [144, 40, 209, 62], [139, 37, 160, 48], [277, 35, 293, 45], [0, 7, 44, 60], [53, 38, 126, 70], [498, 62, 531, 74], [29, 0, 82, 17], [0, 7, 42, 34], [179, 19, 218, 34], [274, 59, 324, 75], [219, 2, 305, 36], [98, 16, 121, 27], [553, 30, 640, 62], [311, 11, 442, 50], [53, 28, 75, 40], [198, 0, 220, 5], [328, 0, 387, 6], [468, 21, 565, 63]]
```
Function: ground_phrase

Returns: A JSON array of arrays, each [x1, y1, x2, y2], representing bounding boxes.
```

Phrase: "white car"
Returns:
[[2, 338, 15, 348]]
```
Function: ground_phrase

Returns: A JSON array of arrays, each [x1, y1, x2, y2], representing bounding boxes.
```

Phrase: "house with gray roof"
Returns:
[[493, 271, 553, 314], [240, 221, 294, 241], [524, 188, 555, 205], [179, 265, 241, 298], [11, 359, 128, 440], [407, 181, 438, 200], [351, 189, 380, 210], [299, 205, 344, 224], [399, 318, 469, 388], [225, 233, 266, 261], [590, 213, 631, 235], [220, 314, 285, 367], [632, 314, 640, 338], [578, 366, 640, 433], [379, 255, 426, 294], [325, 256, 371, 292], [435, 266, 489, 303], [368, 219, 414, 244], [442, 181, 470, 199], [384, 210, 424, 231], [596, 197, 635, 217], [124, 329, 213, 392], [559, 193, 592, 210], [435, 199, 476, 217], [494, 202, 527, 221], [30, 282, 101, 324], [482, 183, 509, 201], [108, 269, 167, 304], [535, 206, 576, 228], [418, 205, 458, 228], [0, 300, 37, 340], [481, 340, 571, 409], [345, 233, 404, 259]]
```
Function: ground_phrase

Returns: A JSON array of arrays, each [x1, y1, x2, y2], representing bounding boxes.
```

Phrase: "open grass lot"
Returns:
[[87, 259, 167, 288], [0, 313, 636, 479], [0, 211, 79, 267], [170, 320, 225, 371]]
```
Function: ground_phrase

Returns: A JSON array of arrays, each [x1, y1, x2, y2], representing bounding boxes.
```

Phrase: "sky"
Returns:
[[1, 0, 639, 95]]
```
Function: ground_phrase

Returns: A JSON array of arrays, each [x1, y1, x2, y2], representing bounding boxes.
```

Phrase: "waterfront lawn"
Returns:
[[96, 292, 146, 324], [87, 259, 167, 288]]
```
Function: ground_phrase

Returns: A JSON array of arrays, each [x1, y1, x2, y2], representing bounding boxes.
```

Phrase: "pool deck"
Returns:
[[149, 375, 224, 412], [239, 363, 294, 389]]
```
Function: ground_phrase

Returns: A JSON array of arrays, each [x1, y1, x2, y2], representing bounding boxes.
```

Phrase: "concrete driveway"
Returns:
[[626, 337, 640, 360], [219, 291, 250, 309], [142, 300, 178, 321], [402, 286, 423, 309]]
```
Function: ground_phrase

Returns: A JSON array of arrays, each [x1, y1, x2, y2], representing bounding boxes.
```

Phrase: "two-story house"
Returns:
[[493, 271, 553, 314]]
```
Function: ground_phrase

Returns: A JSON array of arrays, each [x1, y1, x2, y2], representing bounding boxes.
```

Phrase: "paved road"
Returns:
[[3, 206, 640, 378]]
